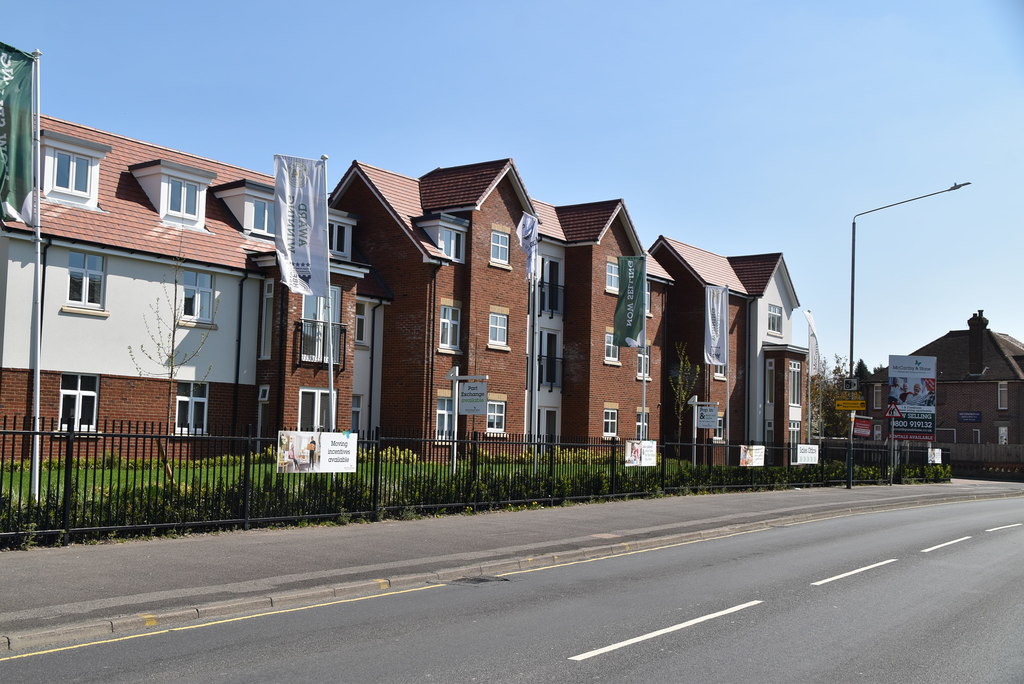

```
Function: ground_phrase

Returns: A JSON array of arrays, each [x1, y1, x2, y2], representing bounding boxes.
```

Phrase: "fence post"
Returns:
[[371, 427, 382, 521], [62, 423, 75, 546], [470, 431, 479, 511], [610, 437, 618, 497], [243, 425, 253, 531]]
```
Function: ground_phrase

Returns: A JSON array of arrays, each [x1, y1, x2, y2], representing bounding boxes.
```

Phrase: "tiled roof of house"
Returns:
[[350, 161, 445, 260], [868, 324, 1024, 382], [728, 253, 782, 296], [419, 159, 514, 212], [556, 200, 624, 243], [10, 116, 275, 271], [646, 251, 673, 282], [531, 199, 567, 241], [656, 236, 749, 292]]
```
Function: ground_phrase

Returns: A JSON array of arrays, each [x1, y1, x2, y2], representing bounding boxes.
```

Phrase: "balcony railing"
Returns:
[[537, 354, 563, 389], [296, 320, 346, 369], [539, 281, 563, 316]]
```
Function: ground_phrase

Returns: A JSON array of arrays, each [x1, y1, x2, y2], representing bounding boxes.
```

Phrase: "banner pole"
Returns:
[[30, 49, 42, 502]]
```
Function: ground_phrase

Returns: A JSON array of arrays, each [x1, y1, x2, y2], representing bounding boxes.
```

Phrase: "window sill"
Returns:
[[635, 375, 652, 382], [487, 343, 511, 352], [488, 261, 512, 271], [602, 435, 618, 441], [60, 305, 110, 318], [714, 374, 727, 381], [767, 330, 784, 338], [484, 430, 509, 438], [605, 288, 619, 296], [604, 359, 622, 367], [354, 342, 370, 350], [437, 347, 462, 356], [178, 319, 218, 331]]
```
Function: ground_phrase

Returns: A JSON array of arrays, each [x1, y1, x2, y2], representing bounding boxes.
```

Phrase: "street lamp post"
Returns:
[[846, 182, 970, 488]]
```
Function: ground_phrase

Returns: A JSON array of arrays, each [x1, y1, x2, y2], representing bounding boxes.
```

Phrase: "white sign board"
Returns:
[[928, 448, 942, 464], [459, 382, 488, 415], [625, 440, 658, 467], [739, 444, 765, 467], [277, 431, 358, 473], [696, 405, 718, 430], [795, 444, 819, 465]]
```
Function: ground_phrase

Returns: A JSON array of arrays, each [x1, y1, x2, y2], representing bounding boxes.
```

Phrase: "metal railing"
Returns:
[[296, 320, 346, 368]]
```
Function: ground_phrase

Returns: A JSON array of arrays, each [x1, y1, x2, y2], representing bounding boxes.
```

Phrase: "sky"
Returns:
[[6, 0, 1023, 372]]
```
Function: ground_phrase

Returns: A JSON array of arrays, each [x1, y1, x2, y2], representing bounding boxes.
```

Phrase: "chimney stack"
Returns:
[[967, 310, 988, 375]]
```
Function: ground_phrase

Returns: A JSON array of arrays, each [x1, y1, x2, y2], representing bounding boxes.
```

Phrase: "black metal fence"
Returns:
[[0, 419, 948, 547]]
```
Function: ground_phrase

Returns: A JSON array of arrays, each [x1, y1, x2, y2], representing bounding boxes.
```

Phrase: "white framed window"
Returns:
[[604, 333, 619, 362], [259, 281, 273, 359], [168, 177, 199, 218], [765, 419, 774, 445], [440, 305, 461, 350], [68, 252, 104, 308], [606, 261, 619, 292], [998, 381, 1008, 410], [301, 286, 342, 363], [490, 231, 510, 264], [298, 388, 333, 432], [873, 384, 882, 410], [43, 133, 108, 210], [182, 270, 213, 322], [351, 395, 362, 433], [176, 382, 208, 434], [60, 374, 98, 431], [488, 313, 508, 346], [714, 364, 726, 378], [329, 221, 350, 257], [714, 415, 724, 441], [768, 304, 783, 334], [603, 409, 618, 437], [635, 411, 649, 440], [998, 426, 1009, 445], [440, 227, 464, 262], [789, 421, 801, 461], [355, 302, 368, 345], [637, 347, 650, 379], [765, 359, 775, 405], [645, 280, 652, 315], [789, 361, 802, 406], [55, 150, 91, 196], [253, 199, 275, 235], [436, 397, 454, 439], [486, 401, 506, 433], [873, 424, 882, 441]]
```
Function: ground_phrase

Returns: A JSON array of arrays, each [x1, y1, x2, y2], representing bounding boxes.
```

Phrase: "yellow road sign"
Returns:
[[835, 400, 866, 411]]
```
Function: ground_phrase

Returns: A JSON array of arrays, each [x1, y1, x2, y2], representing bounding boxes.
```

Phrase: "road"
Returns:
[[3, 498, 1022, 683]]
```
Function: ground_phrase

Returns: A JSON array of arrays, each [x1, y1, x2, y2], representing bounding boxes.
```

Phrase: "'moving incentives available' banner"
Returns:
[[613, 255, 645, 347], [277, 431, 357, 473], [704, 285, 728, 366], [0, 42, 34, 225], [274, 155, 329, 297]]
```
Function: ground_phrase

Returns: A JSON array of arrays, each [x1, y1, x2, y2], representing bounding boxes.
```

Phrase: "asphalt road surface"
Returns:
[[3, 498, 1022, 683]]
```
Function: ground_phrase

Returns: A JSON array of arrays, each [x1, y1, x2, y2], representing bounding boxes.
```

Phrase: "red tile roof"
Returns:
[[531, 199, 566, 241], [556, 200, 623, 243], [7, 116, 275, 271], [656, 236, 749, 292], [350, 161, 445, 260], [419, 159, 513, 211], [728, 253, 782, 296]]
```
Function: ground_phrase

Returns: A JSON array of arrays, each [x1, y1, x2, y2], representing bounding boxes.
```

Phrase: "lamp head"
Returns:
[[949, 182, 971, 191]]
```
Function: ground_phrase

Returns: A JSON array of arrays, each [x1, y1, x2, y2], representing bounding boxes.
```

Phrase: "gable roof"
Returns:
[[5, 116, 274, 271], [556, 200, 626, 243], [729, 253, 783, 296], [654, 236, 748, 293], [420, 159, 515, 211]]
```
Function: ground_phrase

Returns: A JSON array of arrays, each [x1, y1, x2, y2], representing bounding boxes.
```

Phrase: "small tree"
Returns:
[[808, 354, 854, 438], [668, 342, 702, 442]]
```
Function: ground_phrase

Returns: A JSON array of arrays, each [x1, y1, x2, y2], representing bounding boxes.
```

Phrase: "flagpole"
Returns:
[[30, 49, 42, 502], [641, 255, 648, 441], [321, 154, 335, 431]]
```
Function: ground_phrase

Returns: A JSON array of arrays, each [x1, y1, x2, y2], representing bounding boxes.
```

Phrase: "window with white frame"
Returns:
[[768, 304, 783, 334], [998, 426, 1009, 445], [873, 384, 882, 410], [68, 252, 104, 308], [436, 397, 454, 439], [351, 395, 362, 433], [440, 227, 464, 262], [486, 401, 506, 433], [176, 382, 208, 434], [635, 411, 649, 440], [490, 231, 510, 264], [789, 361, 802, 406], [604, 333, 619, 362], [355, 302, 368, 345], [603, 409, 618, 437], [714, 364, 726, 378], [43, 133, 108, 210], [714, 415, 724, 441], [298, 388, 333, 432], [60, 374, 98, 431], [168, 177, 199, 218], [329, 221, 351, 257], [765, 359, 776, 405], [998, 381, 1008, 410], [182, 270, 213, 322], [55, 150, 91, 196], [765, 419, 774, 445], [253, 199, 275, 235], [488, 312, 508, 346], [439, 305, 461, 350], [301, 287, 342, 363], [645, 280, 651, 315], [637, 347, 650, 379], [606, 261, 619, 292], [789, 420, 801, 446], [259, 281, 273, 359]]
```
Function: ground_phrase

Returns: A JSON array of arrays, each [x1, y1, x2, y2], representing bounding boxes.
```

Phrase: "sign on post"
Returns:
[[459, 382, 487, 415], [836, 400, 866, 411], [696, 405, 718, 429], [887, 355, 937, 441]]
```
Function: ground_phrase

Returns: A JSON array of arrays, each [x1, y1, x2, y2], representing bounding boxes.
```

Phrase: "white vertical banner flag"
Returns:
[[515, 212, 539, 281], [704, 285, 728, 366], [274, 155, 329, 297], [804, 310, 820, 376]]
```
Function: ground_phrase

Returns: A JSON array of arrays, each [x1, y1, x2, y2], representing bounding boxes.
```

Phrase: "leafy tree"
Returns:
[[668, 342, 702, 442], [808, 354, 854, 438]]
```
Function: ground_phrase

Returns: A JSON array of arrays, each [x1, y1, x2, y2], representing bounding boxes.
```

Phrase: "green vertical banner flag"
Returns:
[[0, 42, 34, 225], [613, 255, 645, 347]]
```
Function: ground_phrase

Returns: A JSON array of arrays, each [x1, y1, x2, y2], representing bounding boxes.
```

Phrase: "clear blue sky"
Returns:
[[8, 0, 1023, 371]]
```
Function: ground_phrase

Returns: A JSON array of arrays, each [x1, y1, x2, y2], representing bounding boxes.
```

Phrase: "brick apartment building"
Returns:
[[864, 310, 1023, 444], [0, 116, 806, 445]]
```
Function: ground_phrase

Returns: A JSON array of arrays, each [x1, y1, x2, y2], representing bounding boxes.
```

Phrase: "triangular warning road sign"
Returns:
[[883, 404, 902, 418]]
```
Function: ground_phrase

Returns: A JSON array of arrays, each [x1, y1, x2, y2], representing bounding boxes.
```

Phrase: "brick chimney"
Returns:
[[967, 310, 988, 375]]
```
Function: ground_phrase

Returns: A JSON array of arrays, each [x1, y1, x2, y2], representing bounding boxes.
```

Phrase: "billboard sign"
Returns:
[[887, 355, 936, 441], [277, 431, 358, 473]]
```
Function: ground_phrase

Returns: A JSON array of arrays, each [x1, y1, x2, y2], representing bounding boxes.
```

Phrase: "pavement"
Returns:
[[2, 478, 1023, 652]]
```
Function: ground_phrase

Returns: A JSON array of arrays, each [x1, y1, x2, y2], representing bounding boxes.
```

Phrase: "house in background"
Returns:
[[864, 310, 1023, 444]]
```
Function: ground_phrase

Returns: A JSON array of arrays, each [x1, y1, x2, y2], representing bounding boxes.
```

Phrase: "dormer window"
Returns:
[[418, 213, 469, 264], [130, 159, 216, 231], [42, 130, 111, 211], [212, 179, 275, 238], [254, 200, 275, 235]]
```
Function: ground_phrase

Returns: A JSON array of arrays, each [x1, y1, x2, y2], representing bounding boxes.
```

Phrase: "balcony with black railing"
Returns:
[[537, 354, 563, 390], [295, 320, 346, 369], [539, 281, 564, 317]]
